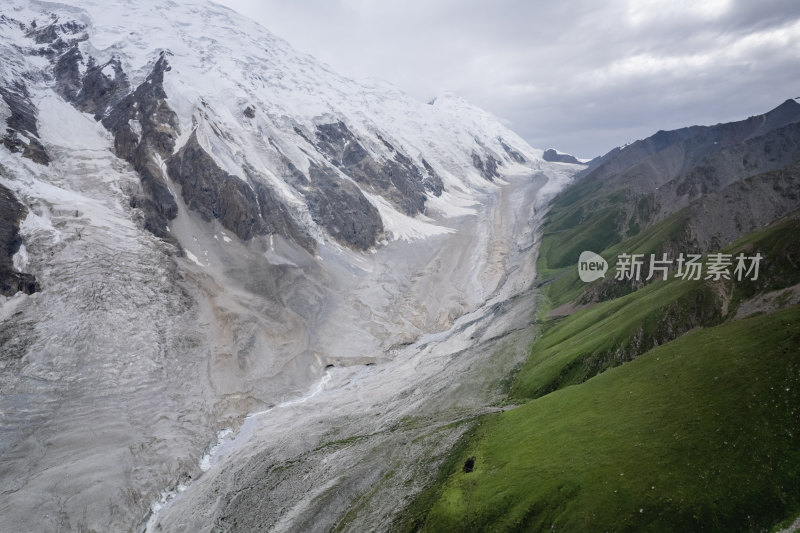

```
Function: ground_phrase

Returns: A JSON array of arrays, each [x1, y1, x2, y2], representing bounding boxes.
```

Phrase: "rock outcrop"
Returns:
[[168, 132, 316, 251], [542, 148, 583, 165], [1, 84, 50, 166], [51, 32, 180, 241], [472, 151, 500, 181], [314, 121, 442, 215], [499, 137, 527, 163], [304, 162, 384, 250], [0, 183, 39, 296]]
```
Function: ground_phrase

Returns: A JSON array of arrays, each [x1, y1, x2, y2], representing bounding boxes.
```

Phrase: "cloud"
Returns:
[[214, 0, 800, 158]]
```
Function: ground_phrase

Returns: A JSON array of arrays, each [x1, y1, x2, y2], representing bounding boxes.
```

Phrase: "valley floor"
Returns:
[[147, 169, 562, 532]]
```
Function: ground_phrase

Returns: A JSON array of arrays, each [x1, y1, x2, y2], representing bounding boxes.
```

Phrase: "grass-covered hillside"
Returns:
[[397, 210, 800, 532], [403, 305, 800, 532]]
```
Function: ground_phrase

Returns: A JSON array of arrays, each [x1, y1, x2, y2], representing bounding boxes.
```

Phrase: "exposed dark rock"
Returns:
[[167, 131, 316, 251], [75, 57, 130, 120], [0, 84, 51, 165], [51, 45, 181, 240], [486, 155, 500, 176], [1, 84, 37, 136], [463, 456, 476, 473], [264, 139, 385, 250], [375, 133, 395, 152], [304, 163, 383, 250], [101, 53, 179, 157], [393, 151, 443, 197], [53, 45, 84, 102], [542, 148, 583, 165], [668, 162, 800, 256], [98, 54, 180, 239], [167, 131, 263, 240], [499, 138, 526, 163], [243, 105, 256, 118], [23, 17, 87, 57], [1, 130, 50, 166], [471, 152, 499, 181], [315, 121, 438, 215], [420, 158, 444, 197], [283, 159, 310, 189], [0, 183, 39, 296], [243, 165, 317, 253], [26, 17, 85, 46], [293, 126, 313, 145], [667, 121, 800, 205], [266, 138, 310, 189], [615, 121, 800, 236], [50, 44, 179, 239]]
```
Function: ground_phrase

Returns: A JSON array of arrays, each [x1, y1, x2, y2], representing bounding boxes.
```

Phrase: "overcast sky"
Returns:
[[215, 0, 800, 158]]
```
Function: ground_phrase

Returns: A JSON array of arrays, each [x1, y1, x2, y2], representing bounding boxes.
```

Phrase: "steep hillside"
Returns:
[[537, 103, 800, 312], [403, 210, 800, 533], [405, 304, 800, 532], [542, 100, 800, 273]]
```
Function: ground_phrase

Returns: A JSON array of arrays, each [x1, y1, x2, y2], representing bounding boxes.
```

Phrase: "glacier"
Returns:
[[0, 0, 582, 531]]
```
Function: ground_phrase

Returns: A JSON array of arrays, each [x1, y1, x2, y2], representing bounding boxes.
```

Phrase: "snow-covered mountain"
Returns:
[[2, 0, 539, 252], [0, 1, 577, 531]]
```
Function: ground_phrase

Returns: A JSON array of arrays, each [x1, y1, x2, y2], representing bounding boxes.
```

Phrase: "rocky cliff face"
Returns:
[[0, 182, 38, 296], [52, 35, 182, 240], [1, 83, 50, 165], [678, 162, 800, 253]]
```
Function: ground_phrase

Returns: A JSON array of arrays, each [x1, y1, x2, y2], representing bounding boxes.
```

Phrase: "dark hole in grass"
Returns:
[[463, 456, 475, 473]]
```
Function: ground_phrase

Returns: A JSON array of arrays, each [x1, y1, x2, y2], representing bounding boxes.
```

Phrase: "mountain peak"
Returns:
[[3, 0, 544, 252], [542, 148, 585, 165]]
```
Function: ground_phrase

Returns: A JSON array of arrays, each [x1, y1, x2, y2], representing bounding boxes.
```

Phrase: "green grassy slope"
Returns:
[[520, 211, 800, 400], [512, 275, 722, 400], [406, 305, 800, 532], [538, 208, 692, 313], [397, 210, 800, 532]]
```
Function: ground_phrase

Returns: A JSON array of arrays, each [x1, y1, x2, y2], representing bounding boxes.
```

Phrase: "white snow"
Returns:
[[184, 250, 204, 266], [129, 119, 142, 138], [198, 428, 234, 472], [0, 291, 29, 322], [3, 0, 546, 243], [12, 244, 28, 272], [35, 93, 110, 151], [367, 193, 455, 242]]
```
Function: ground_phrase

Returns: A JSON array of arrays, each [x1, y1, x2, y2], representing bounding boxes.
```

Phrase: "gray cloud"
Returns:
[[214, 0, 800, 158]]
